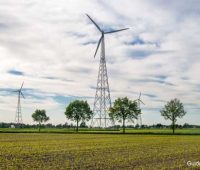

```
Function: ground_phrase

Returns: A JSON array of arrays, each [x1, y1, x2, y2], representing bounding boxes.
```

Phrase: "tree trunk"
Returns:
[[172, 114, 175, 134], [76, 119, 79, 132], [39, 122, 41, 133], [172, 119, 175, 134], [122, 117, 125, 134]]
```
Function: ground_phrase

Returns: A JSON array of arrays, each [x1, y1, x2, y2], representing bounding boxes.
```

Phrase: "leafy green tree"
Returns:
[[160, 98, 186, 134], [109, 97, 141, 134], [80, 121, 87, 128], [135, 123, 140, 129], [32, 109, 49, 132], [64, 100, 92, 132]]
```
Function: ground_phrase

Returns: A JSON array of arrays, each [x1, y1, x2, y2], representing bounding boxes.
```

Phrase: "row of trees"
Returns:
[[1, 122, 198, 129], [31, 97, 186, 134], [0, 122, 88, 128]]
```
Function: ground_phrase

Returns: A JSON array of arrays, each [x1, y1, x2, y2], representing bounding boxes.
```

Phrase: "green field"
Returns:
[[0, 133, 199, 169], [0, 128, 200, 135]]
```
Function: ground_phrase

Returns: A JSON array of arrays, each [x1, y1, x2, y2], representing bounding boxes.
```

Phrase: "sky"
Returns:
[[0, 0, 200, 125]]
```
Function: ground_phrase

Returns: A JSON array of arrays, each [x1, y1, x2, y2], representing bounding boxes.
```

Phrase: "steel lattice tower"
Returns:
[[14, 82, 25, 125], [137, 103, 142, 126], [86, 14, 129, 127], [92, 36, 112, 127], [136, 92, 144, 126], [15, 91, 23, 124]]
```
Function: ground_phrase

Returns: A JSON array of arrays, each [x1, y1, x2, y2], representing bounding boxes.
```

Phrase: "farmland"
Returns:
[[0, 128, 200, 135], [0, 133, 200, 169]]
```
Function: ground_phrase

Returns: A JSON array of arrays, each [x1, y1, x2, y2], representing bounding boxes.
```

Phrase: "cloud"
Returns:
[[0, 0, 200, 125]]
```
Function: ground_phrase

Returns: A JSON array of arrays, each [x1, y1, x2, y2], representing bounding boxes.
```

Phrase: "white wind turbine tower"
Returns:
[[86, 14, 129, 127]]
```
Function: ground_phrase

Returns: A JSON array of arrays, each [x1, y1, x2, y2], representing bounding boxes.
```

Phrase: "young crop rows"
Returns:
[[0, 133, 199, 169]]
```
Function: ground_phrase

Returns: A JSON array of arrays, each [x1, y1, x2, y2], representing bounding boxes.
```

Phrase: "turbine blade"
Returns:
[[94, 36, 102, 58], [86, 14, 102, 32], [20, 82, 24, 91], [104, 28, 129, 34], [139, 92, 141, 99], [21, 92, 25, 99], [139, 99, 145, 105]]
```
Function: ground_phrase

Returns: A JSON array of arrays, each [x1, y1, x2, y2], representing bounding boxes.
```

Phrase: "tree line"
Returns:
[[1, 97, 189, 134], [1, 122, 198, 129]]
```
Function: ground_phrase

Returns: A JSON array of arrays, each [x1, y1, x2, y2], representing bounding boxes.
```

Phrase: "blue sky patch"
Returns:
[[129, 36, 145, 45], [0, 23, 8, 30], [53, 95, 93, 105], [131, 78, 174, 86], [127, 36, 160, 47], [155, 75, 167, 80], [8, 69, 24, 76], [143, 93, 157, 98], [81, 40, 97, 45], [70, 32, 87, 38]]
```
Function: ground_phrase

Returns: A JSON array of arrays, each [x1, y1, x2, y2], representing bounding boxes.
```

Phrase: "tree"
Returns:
[[32, 109, 49, 132], [109, 97, 141, 134], [64, 100, 92, 132], [135, 123, 140, 129], [160, 98, 186, 134], [80, 121, 88, 128], [155, 123, 164, 129]]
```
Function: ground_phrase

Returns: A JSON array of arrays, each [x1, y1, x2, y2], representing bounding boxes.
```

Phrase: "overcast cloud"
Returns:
[[0, 0, 200, 125]]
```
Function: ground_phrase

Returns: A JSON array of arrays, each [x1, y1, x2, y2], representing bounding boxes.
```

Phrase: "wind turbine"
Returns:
[[14, 82, 25, 125], [86, 14, 129, 127], [135, 92, 145, 127]]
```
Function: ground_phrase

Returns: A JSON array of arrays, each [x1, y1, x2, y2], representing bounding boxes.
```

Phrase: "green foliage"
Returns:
[[64, 100, 92, 132], [32, 109, 49, 132], [160, 98, 186, 134], [80, 121, 87, 128], [32, 109, 49, 123], [109, 97, 140, 133]]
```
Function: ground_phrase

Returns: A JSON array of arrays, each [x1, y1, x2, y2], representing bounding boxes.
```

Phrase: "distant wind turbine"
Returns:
[[135, 92, 145, 126], [14, 82, 25, 125]]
